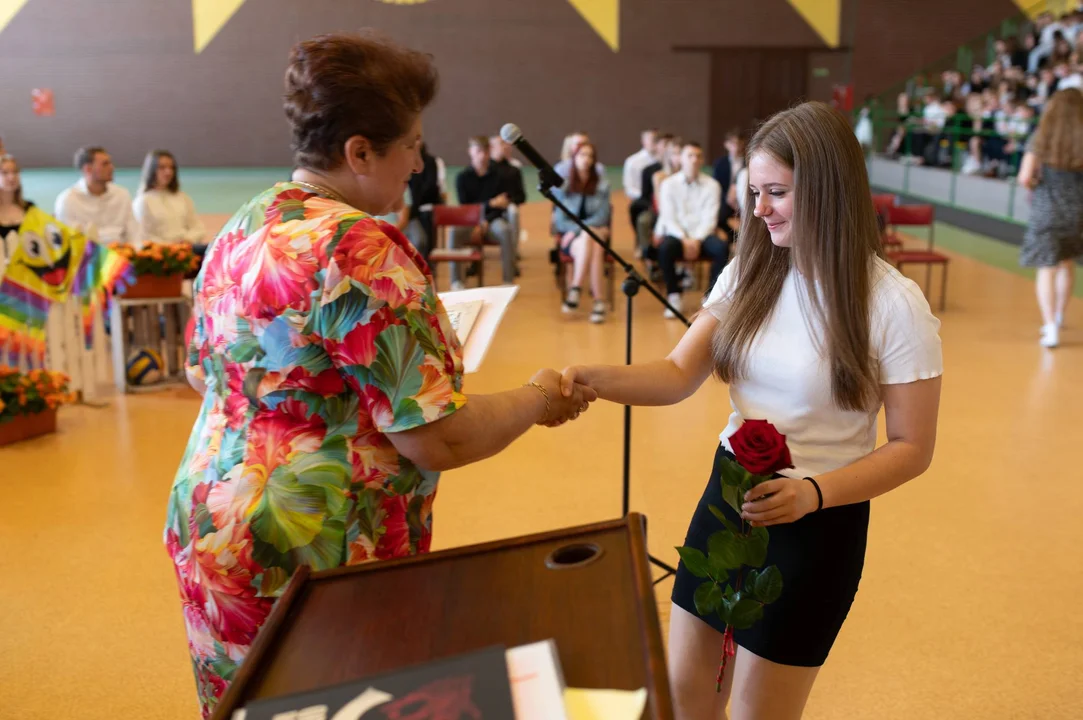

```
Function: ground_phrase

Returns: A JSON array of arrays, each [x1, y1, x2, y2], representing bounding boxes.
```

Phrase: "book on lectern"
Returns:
[[234, 645, 518, 720]]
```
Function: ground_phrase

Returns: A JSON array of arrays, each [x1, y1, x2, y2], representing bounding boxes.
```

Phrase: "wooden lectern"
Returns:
[[212, 513, 674, 719]]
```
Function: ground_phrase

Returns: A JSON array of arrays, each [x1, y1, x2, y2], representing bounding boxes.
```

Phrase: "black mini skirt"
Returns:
[[671, 445, 870, 667]]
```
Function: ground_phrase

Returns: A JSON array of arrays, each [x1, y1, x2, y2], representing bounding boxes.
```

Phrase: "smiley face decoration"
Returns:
[[0, 207, 133, 365]]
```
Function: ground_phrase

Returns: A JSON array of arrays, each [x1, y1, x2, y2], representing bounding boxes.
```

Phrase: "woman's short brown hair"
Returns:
[[284, 31, 438, 171]]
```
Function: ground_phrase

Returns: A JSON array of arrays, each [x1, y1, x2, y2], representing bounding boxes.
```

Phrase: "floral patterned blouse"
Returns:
[[164, 183, 466, 717]]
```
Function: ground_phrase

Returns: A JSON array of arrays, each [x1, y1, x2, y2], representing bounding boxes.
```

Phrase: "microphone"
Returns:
[[500, 123, 565, 191]]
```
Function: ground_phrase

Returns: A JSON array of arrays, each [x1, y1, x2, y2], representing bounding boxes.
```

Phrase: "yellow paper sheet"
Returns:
[[564, 687, 648, 720]]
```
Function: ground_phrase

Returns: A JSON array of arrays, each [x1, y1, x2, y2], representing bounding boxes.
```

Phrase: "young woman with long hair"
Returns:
[[1016, 88, 1083, 348], [553, 141, 612, 323], [560, 102, 943, 719], [133, 150, 206, 250]]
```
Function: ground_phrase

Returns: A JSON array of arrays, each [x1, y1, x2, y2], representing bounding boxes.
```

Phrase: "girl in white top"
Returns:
[[560, 102, 943, 719], [133, 150, 205, 247]]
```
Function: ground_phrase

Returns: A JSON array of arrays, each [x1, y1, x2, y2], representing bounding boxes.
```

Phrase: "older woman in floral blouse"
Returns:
[[166, 31, 594, 718]]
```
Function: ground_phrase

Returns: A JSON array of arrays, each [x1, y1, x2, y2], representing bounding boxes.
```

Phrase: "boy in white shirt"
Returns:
[[55, 146, 140, 246], [653, 141, 728, 318]]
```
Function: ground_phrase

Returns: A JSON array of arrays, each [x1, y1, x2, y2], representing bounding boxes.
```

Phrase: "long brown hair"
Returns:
[[0, 155, 26, 209], [566, 142, 600, 195], [711, 102, 884, 412], [1030, 88, 1083, 171], [141, 149, 180, 193]]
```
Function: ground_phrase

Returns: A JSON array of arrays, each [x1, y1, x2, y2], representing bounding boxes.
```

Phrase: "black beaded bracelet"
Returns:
[[804, 476, 824, 512]]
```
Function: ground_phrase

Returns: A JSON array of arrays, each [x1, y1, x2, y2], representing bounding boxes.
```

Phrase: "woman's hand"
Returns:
[[531, 368, 596, 426], [739, 478, 819, 527]]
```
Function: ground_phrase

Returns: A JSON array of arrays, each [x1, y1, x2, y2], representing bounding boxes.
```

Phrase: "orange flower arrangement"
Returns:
[[0, 366, 77, 423], [108, 241, 201, 277]]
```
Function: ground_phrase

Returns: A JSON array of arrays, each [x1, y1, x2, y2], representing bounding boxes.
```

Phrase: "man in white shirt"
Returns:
[[54, 146, 140, 246], [623, 129, 659, 231], [653, 141, 727, 318]]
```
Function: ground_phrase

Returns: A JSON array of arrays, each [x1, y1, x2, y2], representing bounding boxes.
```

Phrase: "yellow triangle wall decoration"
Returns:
[[193, 0, 247, 54], [786, 0, 840, 48], [0, 0, 31, 37], [567, 0, 620, 52]]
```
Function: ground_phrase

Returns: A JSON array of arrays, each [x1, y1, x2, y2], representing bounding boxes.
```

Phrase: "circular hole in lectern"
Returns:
[[545, 542, 604, 570]]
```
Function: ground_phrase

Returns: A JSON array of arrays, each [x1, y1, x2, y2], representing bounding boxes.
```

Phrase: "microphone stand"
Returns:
[[540, 178, 691, 586]]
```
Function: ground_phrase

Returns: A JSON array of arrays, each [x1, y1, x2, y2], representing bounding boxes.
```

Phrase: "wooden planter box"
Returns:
[[0, 408, 58, 446], [123, 273, 184, 299]]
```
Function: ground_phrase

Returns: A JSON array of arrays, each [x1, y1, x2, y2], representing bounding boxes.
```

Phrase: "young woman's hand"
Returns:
[[531, 368, 596, 427], [739, 478, 820, 526]]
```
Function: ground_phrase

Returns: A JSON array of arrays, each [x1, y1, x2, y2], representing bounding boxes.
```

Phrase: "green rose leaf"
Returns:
[[694, 581, 723, 616], [708, 504, 742, 535], [746, 526, 769, 567], [676, 546, 711, 578], [722, 483, 743, 514], [754, 565, 784, 604], [728, 593, 765, 630], [744, 569, 760, 595], [708, 531, 744, 570], [719, 458, 746, 488]]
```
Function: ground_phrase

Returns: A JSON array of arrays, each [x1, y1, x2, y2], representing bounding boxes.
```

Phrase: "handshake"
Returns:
[[528, 366, 597, 427]]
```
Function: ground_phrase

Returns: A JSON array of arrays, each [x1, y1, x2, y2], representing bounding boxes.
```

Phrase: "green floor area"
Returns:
[[19, 166, 1076, 296], [19, 166, 625, 216]]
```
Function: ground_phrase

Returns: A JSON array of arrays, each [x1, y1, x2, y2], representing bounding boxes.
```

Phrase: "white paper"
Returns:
[[506, 640, 568, 720], [437, 285, 519, 374]]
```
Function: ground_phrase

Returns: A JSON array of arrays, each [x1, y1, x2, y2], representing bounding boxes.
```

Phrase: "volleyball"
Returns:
[[126, 347, 164, 386]]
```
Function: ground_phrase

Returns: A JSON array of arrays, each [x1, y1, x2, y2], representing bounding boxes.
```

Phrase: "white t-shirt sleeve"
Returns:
[[871, 266, 943, 385], [702, 260, 739, 322]]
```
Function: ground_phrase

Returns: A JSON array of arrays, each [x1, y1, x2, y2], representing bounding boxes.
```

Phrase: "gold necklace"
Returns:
[[291, 179, 347, 205]]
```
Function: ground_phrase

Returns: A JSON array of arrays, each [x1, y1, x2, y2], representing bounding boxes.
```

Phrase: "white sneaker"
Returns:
[[562, 287, 581, 314], [1040, 323, 1059, 348], [663, 293, 681, 319], [589, 300, 606, 324]]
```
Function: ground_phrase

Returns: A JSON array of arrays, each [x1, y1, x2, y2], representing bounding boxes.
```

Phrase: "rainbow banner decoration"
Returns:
[[0, 207, 132, 365]]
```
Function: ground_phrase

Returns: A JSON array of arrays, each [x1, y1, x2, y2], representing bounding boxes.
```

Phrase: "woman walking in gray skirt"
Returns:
[[1017, 88, 1083, 349]]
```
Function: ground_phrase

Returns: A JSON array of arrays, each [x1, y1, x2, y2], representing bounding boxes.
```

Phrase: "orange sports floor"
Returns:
[[2, 197, 1081, 719]]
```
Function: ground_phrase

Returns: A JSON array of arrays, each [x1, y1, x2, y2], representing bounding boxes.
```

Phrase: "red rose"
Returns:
[[729, 419, 794, 476]]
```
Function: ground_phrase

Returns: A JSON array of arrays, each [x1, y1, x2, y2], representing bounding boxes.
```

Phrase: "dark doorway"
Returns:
[[706, 49, 810, 160]]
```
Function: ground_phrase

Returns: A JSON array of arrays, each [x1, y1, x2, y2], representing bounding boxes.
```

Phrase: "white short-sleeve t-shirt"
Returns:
[[703, 257, 943, 480]]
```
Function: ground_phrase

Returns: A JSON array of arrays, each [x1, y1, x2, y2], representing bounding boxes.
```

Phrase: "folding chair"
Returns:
[[427, 205, 485, 290], [884, 204, 949, 311]]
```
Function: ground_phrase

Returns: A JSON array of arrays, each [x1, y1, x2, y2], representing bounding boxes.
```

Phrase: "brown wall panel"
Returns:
[[852, 0, 1021, 100], [0, 0, 1022, 168]]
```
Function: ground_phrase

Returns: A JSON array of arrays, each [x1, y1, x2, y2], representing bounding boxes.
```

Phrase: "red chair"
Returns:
[[427, 205, 485, 289], [884, 204, 949, 311], [872, 193, 901, 248]]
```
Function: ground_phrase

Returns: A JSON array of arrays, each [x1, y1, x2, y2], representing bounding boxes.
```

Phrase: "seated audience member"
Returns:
[[711, 129, 745, 239], [634, 132, 672, 259], [55, 146, 140, 246], [623, 128, 658, 233], [490, 135, 522, 169], [133, 150, 206, 259], [653, 141, 727, 318], [489, 133, 527, 244], [0, 155, 31, 270], [552, 142, 611, 324], [556, 131, 605, 180], [401, 143, 446, 259], [450, 136, 519, 288]]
